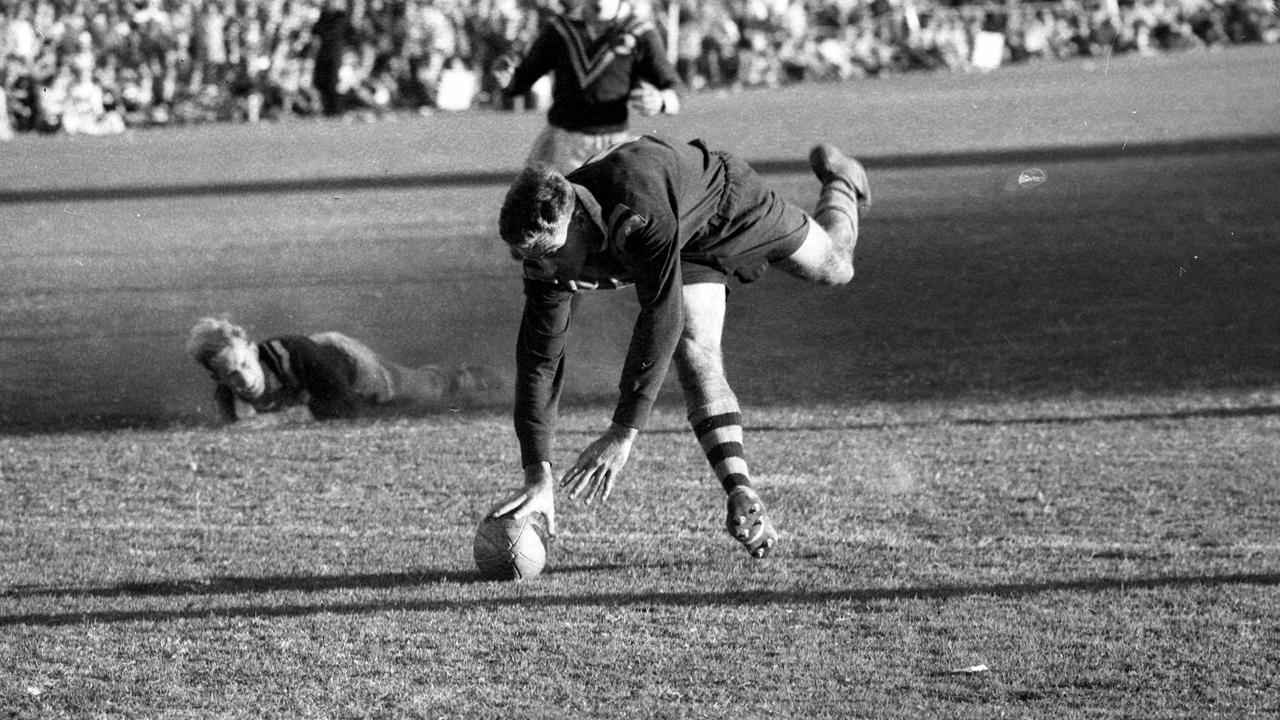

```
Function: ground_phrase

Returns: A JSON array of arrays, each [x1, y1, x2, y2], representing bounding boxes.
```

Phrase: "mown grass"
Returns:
[[3, 396, 1279, 717]]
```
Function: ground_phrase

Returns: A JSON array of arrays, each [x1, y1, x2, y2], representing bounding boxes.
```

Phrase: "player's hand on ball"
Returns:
[[561, 422, 638, 505], [490, 463, 557, 538], [628, 81, 663, 117]]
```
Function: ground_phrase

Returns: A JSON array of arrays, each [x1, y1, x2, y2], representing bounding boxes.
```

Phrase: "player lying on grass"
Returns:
[[490, 134, 870, 558], [185, 317, 502, 423]]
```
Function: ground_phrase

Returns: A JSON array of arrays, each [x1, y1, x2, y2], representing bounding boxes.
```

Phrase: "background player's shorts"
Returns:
[[526, 125, 634, 175], [681, 151, 810, 285]]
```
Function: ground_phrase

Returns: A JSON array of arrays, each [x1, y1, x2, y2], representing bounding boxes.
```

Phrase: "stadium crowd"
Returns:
[[1, 0, 1277, 137]]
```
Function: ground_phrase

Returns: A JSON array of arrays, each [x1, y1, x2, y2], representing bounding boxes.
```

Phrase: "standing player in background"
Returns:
[[310, 0, 358, 117], [489, 136, 871, 558], [492, 0, 683, 174]]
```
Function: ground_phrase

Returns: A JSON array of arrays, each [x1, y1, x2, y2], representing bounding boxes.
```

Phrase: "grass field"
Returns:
[[3, 46, 1280, 717]]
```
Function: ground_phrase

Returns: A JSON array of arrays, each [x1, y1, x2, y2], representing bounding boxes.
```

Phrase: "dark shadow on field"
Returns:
[[2, 134, 1276, 204], [3, 571, 1276, 628], [7, 570, 480, 599], [4, 135, 1279, 433], [17, 398, 1275, 439], [6, 560, 690, 601], [629, 403, 1280, 435], [0, 398, 513, 437]]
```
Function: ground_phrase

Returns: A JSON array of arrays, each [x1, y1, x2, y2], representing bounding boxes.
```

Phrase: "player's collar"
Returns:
[[571, 182, 607, 251]]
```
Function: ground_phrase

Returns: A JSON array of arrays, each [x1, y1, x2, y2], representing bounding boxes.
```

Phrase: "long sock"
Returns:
[[689, 398, 751, 493], [815, 181, 860, 257]]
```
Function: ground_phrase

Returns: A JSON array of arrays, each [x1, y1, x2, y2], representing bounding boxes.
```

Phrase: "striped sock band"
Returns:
[[689, 399, 751, 493]]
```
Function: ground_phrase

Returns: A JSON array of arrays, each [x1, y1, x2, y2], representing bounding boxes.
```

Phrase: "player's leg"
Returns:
[[525, 126, 633, 175], [775, 144, 870, 286], [446, 364, 505, 404], [392, 364, 451, 405], [673, 281, 779, 559]]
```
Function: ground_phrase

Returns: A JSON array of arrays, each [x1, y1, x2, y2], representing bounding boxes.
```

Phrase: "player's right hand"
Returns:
[[628, 81, 663, 116], [489, 463, 557, 538]]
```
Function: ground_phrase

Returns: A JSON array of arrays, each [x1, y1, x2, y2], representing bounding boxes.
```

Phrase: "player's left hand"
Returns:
[[628, 81, 663, 117], [561, 422, 638, 505]]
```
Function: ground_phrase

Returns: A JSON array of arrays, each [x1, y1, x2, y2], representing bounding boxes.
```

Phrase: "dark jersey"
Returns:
[[215, 335, 361, 422], [506, 13, 680, 134], [514, 136, 806, 467]]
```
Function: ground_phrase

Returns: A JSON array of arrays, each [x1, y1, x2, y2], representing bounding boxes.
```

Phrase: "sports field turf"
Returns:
[[2, 46, 1279, 717]]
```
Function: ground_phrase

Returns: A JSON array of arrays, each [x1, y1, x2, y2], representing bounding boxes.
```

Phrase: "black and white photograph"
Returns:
[[2, 0, 1278, 715]]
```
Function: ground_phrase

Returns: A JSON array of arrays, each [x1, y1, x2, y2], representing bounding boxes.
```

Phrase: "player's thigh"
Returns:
[[526, 126, 632, 174], [774, 216, 839, 281], [677, 282, 728, 376], [676, 282, 733, 404], [680, 282, 727, 346]]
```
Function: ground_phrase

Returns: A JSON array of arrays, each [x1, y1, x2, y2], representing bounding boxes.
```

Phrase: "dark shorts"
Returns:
[[681, 151, 810, 285]]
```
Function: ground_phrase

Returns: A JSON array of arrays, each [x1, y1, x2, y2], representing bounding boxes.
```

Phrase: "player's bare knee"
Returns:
[[825, 260, 855, 286], [809, 254, 855, 286], [675, 339, 720, 379], [674, 340, 730, 403]]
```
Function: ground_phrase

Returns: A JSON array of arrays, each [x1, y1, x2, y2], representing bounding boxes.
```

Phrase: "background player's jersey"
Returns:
[[215, 336, 360, 422], [507, 13, 680, 134]]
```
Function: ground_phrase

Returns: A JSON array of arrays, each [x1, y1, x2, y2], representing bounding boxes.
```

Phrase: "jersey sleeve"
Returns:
[[515, 277, 576, 467], [506, 26, 560, 98], [214, 383, 239, 422], [608, 206, 683, 431], [633, 25, 682, 92]]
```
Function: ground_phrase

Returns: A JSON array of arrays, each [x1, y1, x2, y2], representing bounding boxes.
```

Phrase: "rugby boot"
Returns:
[[726, 486, 779, 558], [809, 143, 871, 218]]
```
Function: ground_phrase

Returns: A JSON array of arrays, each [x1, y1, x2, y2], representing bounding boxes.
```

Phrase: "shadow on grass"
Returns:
[[8, 400, 1278, 439], [4, 134, 1276, 205], [4, 571, 1276, 628], [581, 403, 1280, 437]]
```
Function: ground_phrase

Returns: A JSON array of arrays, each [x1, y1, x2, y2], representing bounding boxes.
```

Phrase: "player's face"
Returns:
[[518, 207, 593, 282], [208, 341, 266, 399], [535, 208, 593, 279]]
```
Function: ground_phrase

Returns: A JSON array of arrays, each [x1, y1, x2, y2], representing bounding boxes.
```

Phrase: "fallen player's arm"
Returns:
[[214, 384, 240, 422]]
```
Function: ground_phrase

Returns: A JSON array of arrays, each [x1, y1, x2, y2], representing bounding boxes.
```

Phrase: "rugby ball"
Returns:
[[473, 513, 548, 580]]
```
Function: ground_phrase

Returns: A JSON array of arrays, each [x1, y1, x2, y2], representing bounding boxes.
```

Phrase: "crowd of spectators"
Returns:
[[1, 0, 1276, 138]]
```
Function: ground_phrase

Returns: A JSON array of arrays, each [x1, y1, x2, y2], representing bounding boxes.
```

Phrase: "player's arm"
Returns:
[[498, 27, 558, 98], [514, 277, 575, 467], [213, 383, 240, 422], [629, 26, 683, 116], [491, 278, 575, 536], [611, 220, 683, 431], [560, 218, 683, 504]]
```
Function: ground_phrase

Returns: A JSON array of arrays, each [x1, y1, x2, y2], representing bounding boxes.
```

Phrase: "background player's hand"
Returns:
[[561, 423, 638, 505], [491, 54, 517, 90], [628, 81, 663, 117], [489, 462, 557, 538]]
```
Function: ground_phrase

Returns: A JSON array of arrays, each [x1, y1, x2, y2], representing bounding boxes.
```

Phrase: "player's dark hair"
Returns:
[[499, 166, 575, 259]]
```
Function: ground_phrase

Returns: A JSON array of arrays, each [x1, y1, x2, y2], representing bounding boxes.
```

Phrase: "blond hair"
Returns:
[[185, 317, 250, 368]]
